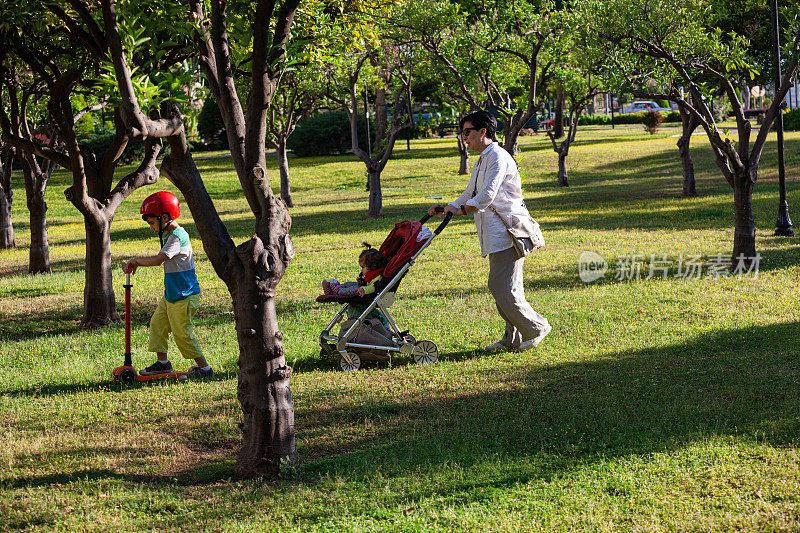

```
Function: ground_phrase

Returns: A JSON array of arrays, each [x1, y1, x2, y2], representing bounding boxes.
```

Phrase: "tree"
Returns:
[[177, 0, 302, 475], [585, 0, 800, 266], [266, 12, 330, 208], [1, 58, 111, 274], [398, 0, 509, 172], [481, 0, 558, 155], [0, 0, 188, 326], [0, 71, 53, 273], [545, 17, 609, 187], [323, 3, 416, 218], [267, 75, 315, 207]]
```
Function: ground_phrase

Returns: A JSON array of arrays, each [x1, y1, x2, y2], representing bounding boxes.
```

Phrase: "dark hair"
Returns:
[[459, 110, 498, 141], [359, 242, 387, 271]]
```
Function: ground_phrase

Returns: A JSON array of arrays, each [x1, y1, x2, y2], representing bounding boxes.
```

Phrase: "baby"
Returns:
[[323, 243, 387, 297]]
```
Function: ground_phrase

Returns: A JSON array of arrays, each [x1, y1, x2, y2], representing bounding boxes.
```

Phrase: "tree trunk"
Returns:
[[0, 185, 13, 249], [367, 169, 382, 218], [235, 234, 298, 477], [553, 87, 565, 139], [82, 214, 119, 327], [28, 194, 51, 274], [677, 134, 697, 197], [675, 105, 699, 197], [732, 172, 756, 268], [557, 152, 569, 187], [277, 138, 293, 208], [457, 137, 469, 175], [375, 87, 387, 145]]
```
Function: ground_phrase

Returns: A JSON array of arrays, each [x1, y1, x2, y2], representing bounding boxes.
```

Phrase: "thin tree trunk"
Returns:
[[82, 215, 119, 327], [557, 151, 569, 187], [0, 185, 13, 249], [367, 169, 382, 218], [676, 107, 699, 197], [458, 137, 469, 175], [0, 155, 14, 249], [28, 194, 51, 274], [732, 172, 756, 268], [375, 87, 387, 145], [553, 87, 565, 139], [677, 135, 696, 197], [277, 138, 293, 208]]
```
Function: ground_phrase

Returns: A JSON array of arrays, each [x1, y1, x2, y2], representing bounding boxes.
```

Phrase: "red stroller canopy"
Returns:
[[316, 220, 431, 304], [379, 220, 430, 279]]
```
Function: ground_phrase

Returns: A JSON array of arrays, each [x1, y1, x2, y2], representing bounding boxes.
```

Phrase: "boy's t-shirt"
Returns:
[[160, 226, 201, 303]]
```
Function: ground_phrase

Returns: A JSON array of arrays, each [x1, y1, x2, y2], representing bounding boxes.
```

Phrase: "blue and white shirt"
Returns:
[[160, 227, 201, 303]]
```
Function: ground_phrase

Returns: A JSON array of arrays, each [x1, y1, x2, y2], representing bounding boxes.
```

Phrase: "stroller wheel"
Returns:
[[337, 352, 361, 372], [412, 340, 438, 365]]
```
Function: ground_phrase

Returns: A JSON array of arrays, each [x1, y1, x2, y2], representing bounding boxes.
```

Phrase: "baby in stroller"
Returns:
[[322, 243, 387, 298], [317, 213, 452, 371]]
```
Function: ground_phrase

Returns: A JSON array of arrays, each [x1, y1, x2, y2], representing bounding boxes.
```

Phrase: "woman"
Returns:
[[428, 110, 551, 352]]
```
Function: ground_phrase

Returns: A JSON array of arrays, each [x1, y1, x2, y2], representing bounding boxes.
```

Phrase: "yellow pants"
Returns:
[[148, 294, 203, 360]]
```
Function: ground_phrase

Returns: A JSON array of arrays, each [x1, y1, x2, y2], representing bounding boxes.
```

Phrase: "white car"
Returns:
[[621, 100, 672, 114]]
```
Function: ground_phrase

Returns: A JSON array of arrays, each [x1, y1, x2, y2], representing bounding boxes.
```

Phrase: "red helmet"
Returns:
[[141, 191, 180, 221]]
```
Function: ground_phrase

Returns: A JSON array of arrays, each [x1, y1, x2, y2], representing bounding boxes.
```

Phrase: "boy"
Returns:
[[123, 191, 213, 380]]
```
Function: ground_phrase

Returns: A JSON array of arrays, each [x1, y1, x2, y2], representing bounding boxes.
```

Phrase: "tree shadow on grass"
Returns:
[[292, 321, 800, 487], [2, 370, 239, 398], [4, 321, 799, 529]]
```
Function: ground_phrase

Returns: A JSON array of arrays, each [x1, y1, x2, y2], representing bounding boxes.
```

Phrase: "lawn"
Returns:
[[1, 126, 799, 531]]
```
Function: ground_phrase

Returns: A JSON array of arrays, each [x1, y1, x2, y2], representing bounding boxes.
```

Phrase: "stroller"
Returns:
[[317, 209, 453, 371]]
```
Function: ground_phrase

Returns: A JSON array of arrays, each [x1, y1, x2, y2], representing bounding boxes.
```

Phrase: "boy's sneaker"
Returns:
[[180, 366, 214, 380], [139, 360, 173, 375]]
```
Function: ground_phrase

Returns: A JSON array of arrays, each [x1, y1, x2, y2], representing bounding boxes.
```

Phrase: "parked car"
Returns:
[[620, 100, 672, 114]]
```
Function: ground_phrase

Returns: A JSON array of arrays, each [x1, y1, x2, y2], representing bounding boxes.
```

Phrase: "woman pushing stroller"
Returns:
[[428, 110, 551, 353]]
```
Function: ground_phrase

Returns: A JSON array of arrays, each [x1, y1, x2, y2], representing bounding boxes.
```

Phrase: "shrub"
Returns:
[[642, 110, 665, 134], [197, 97, 227, 150], [578, 114, 612, 126], [79, 131, 145, 164], [783, 108, 800, 131], [288, 111, 368, 157], [72, 95, 95, 138]]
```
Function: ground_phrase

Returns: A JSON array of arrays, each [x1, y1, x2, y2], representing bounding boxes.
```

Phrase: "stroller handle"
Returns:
[[419, 206, 453, 235]]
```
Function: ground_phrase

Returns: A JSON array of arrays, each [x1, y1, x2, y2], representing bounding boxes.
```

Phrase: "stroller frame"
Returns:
[[320, 211, 453, 371]]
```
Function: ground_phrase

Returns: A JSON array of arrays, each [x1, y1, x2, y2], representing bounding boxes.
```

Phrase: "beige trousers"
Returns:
[[487, 247, 550, 348]]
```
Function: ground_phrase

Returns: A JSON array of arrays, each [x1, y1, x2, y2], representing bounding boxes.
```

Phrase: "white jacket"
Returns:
[[448, 143, 532, 257]]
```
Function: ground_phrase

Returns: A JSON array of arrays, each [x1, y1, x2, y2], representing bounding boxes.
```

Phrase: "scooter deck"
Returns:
[[113, 365, 189, 382]]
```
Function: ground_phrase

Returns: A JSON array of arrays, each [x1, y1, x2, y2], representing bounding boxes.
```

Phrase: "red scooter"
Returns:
[[112, 268, 188, 383]]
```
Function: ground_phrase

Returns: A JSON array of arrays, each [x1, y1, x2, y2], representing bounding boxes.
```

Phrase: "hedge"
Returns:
[[784, 108, 800, 131], [577, 110, 681, 126], [287, 111, 368, 157], [78, 131, 205, 164]]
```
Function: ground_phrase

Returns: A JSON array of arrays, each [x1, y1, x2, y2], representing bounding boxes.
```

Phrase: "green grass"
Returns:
[[1, 127, 799, 531]]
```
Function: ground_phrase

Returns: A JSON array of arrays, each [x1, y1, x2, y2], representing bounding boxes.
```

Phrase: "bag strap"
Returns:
[[487, 204, 512, 230], [471, 155, 483, 198]]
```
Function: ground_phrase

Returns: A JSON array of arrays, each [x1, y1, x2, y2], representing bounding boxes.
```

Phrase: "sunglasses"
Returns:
[[460, 127, 481, 137]]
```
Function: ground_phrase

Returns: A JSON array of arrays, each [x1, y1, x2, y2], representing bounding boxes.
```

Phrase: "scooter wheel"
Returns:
[[116, 368, 137, 383], [337, 352, 361, 372]]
